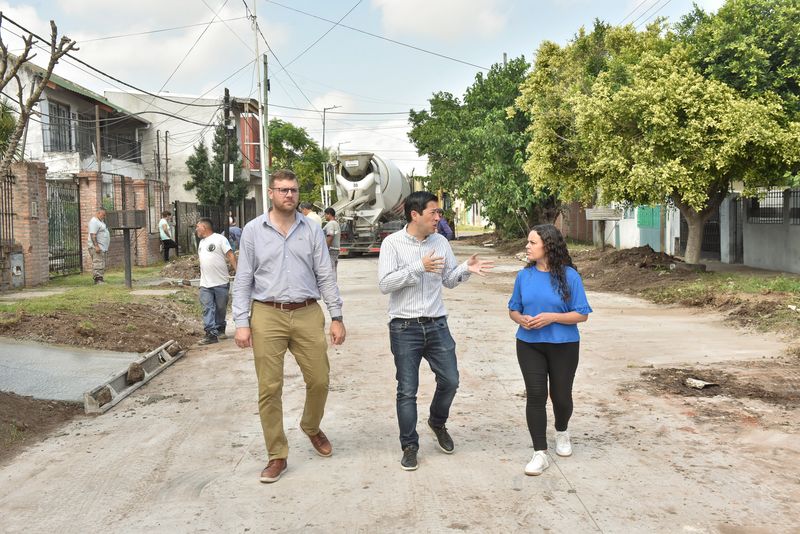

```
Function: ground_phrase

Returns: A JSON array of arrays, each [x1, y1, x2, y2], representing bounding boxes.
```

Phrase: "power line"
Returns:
[[200, 0, 254, 52], [264, 0, 489, 71], [618, 0, 653, 25], [630, 0, 669, 27], [78, 17, 248, 42], [0, 14, 222, 108], [277, 0, 363, 74], [636, 0, 675, 29], [158, 0, 230, 93]]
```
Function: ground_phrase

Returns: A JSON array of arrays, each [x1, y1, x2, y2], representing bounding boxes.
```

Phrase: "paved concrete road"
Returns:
[[0, 243, 797, 533]]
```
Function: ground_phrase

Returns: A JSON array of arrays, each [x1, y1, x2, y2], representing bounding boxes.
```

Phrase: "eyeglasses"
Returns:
[[270, 187, 299, 196]]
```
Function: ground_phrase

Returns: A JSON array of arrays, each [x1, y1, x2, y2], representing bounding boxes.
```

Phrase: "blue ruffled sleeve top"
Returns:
[[508, 265, 592, 343]]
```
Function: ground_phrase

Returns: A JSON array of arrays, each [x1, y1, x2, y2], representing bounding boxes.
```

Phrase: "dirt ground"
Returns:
[[0, 242, 798, 531], [0, 296, 203, 463]]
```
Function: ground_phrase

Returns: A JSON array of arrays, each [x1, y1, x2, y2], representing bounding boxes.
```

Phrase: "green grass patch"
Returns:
[[3, 285, 136, 315], [48, 265, 166, 288]]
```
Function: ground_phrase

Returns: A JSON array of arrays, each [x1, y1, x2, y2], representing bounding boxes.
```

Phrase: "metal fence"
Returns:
[[790, 189, 800, 225], [47, 179, 83, 276], [173, 198, 258, 255], [0, 171, 13, 246], [747, 190, 785, 224], [146, 180, 168, 234]]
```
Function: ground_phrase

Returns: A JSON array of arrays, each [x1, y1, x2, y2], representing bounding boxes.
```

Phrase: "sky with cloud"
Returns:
[[1, 0, 725, 175]]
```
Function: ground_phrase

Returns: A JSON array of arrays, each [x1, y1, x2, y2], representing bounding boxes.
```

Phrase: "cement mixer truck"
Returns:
[[322, 152, 413, 256]]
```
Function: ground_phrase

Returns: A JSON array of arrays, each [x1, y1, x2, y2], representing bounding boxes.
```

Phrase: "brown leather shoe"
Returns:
[[305, 429, 333, 457], [259, 459, 287, 483]]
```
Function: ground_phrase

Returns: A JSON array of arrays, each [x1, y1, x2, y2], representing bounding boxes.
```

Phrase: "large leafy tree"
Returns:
[[410, 56, 550, 238], [576, 45, 798, 264], [676, 0, 800, 120], [268, 118, 326, 205], [517, 15, 799, 264]]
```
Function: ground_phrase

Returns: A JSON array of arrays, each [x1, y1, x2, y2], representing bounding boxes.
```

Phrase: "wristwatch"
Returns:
[[331, 316, 343, 322]]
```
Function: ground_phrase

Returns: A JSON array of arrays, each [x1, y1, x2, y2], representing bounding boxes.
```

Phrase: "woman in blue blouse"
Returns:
[[508, 224, 592, 476]]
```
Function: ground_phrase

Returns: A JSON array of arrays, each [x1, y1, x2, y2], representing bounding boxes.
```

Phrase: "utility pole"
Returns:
[[322, 105, 340, 159], [95, 105, 102, 177], [252, 3, 270, 213], [156, 130, 161, 182], [164, 131, 169, 188], [223, 88, 231, 239]]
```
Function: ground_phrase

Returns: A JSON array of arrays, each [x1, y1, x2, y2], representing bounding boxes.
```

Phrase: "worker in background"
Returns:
[[159, 210, 178, 262], [299, 202, 323, 226], [378, 191, 494, 471], [323, 207, 341, 276], [87, 206, 110, 284], [195, 217, 237, 346], [435, 208, 455, 240]]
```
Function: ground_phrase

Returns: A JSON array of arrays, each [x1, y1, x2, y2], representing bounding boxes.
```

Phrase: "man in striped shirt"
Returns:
[[378, 191, 494, 471]]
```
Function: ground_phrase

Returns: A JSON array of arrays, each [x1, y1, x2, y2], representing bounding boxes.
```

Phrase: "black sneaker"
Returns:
[[198, 334, 218, 345], [428, 420, 454, 454], [401, 445, 418, 471]]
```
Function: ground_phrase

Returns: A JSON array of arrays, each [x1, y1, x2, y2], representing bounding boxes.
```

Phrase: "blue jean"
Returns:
[[199, 284, 229, 336], [389, 317, 459, 449]]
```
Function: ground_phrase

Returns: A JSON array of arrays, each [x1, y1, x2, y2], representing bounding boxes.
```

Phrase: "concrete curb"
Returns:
[[83, 340, 185, 414]]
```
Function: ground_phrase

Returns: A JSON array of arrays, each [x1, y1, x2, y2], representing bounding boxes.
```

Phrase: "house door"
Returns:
[[637, 205, 661, 252]]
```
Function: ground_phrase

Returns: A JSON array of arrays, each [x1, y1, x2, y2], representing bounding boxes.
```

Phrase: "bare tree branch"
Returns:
[[0, 19, 77, 173]]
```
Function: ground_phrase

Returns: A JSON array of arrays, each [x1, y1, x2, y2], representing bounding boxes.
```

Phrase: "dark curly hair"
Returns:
[[526, 224, 576, 302]]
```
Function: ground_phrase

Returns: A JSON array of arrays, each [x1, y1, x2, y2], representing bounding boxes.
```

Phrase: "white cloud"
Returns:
[[371, 0, 507, 41]]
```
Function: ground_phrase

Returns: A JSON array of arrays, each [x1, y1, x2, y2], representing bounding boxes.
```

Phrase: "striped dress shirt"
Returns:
[[232, 211, 342, 328], [378, 226, 471, 320]]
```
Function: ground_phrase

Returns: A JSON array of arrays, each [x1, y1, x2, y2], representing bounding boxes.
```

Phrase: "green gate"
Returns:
[[637, 205, 661, 252]]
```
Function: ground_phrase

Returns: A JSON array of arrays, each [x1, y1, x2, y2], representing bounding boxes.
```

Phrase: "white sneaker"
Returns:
[[555, 431, 572, 457], [525, 450, 549, 476]]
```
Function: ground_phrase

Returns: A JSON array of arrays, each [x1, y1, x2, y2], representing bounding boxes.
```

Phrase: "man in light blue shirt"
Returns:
[[232, 169, 345, 484]]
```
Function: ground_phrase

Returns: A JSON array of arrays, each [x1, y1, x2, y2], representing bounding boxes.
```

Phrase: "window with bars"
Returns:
[[747, 190, 785, 224], [44, 101, 72, 152]]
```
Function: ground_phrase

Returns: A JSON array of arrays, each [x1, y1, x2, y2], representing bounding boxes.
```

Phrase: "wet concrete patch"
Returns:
[[0, 337, 138, 402]]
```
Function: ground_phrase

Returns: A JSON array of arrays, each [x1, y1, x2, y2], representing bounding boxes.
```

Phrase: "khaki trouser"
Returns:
[[251, 301, 329, 460], [89, 246, 107, 280]]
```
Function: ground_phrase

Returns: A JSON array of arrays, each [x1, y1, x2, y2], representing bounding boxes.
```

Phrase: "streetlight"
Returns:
[[322, 105, 340, 157]]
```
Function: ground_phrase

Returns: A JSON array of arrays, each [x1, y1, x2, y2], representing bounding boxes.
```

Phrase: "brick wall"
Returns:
[[11, 162, 49, 287]]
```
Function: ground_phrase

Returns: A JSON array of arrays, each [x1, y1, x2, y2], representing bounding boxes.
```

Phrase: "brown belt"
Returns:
[[259, 298, 317, 311]]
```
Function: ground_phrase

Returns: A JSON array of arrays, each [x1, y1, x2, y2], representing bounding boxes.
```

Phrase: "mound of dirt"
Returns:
[[0, 392, 83, 465], [161, 255, 201, 280], [160, 254, 237, 281], [574, 245, 696, 292], [0, 300, 203, 353]]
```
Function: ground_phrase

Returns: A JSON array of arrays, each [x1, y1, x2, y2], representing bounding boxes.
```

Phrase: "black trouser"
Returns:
[[516, 339, 580, 451], [162, 239, 177, 261]]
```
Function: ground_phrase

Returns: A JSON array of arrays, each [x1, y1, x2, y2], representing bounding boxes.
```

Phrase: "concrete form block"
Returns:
[[83, 340, 185, 414]]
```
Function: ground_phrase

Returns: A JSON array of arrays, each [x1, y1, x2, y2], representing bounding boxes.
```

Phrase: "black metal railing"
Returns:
[[747, 190, 785, 224], [790, 189, 800, 225], [47, 179, 82, 276]]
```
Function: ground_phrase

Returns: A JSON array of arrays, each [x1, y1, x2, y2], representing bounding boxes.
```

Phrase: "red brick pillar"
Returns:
[[11, 162, 49, 287], [132, 180, 151, 266], [78, 171, 102, 272]]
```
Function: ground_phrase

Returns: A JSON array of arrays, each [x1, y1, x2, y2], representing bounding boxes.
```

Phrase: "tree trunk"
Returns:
[[681, 209, 705, 265], [672, 186, 728, 265]]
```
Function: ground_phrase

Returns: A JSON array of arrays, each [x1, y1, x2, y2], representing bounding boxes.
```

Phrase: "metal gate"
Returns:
[[47, 180, 82, 276]]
